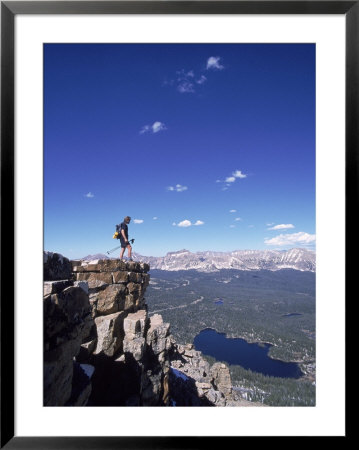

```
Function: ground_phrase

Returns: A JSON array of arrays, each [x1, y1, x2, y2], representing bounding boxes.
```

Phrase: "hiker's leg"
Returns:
[[127, 244, 132, 259], [120, 246, 125, 259]]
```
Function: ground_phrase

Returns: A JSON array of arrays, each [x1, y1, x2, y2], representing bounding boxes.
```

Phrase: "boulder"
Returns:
[[44, 287, 93, 344], [86, 259, 127, 272], [44, 252, 72, 281], [210, 363, 232, 396], [76, 272, 113, 291], [52, 286, 92, 328], [139, 262, 150, 273], [79, 263, 101, 272], [128, 272, 142, 283], [95, 284, 126, 316], [71, 259, 82, 267], [43, 280, 73, 296], [123, 310, 148, 340], [112, 271, 128, 284], [146, 314, 170, 355], [73, 280, 89, 294], [127, 282, 141, 293], [123, 337, 146, 362], [94, 311, 126, 357], [72, 266, 85, 273], [127, 261, 141, 272], [141, 273, 150, 286]]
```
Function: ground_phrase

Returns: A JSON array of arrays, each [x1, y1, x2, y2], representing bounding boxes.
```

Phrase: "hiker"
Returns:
[[119, 216, 133, 261]]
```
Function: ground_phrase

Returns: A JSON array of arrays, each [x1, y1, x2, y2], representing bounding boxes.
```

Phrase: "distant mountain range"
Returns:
[[82, 248, 316, 272]]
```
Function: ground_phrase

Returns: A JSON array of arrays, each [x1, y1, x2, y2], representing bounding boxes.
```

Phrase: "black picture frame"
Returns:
[[1, 1, 353, 447]]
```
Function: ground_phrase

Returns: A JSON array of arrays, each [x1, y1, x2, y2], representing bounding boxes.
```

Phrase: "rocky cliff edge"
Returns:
[[43, 252, 238, 406]]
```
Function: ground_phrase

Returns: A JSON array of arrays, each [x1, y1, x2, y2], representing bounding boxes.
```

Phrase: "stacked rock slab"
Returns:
[[73, 259, 150, 358], [73, 259, 150, 317], [72, 258, 173, 406]]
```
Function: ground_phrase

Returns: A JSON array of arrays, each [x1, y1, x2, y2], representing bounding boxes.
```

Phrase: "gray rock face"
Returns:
[[94, 311, 126, 357], [96, 284, 127, 315], [44, 252, 72, 281], [210, 362, 232, 397], [122, 310, 148, 361], [146, 314, 171, 356], [123, 310, 148, 339], [43, 279, 72, 296], [76, 271, 113, 291], [43, 284, 94, 406], [169, 344, 234, 406]]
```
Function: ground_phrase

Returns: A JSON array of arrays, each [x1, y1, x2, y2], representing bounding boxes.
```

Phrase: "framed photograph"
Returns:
[[1, 1, 352, 446]]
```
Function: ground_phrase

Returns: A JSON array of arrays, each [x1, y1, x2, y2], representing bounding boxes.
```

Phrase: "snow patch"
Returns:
[[80, 364, 95, 379], [171, 367, 189, 381]]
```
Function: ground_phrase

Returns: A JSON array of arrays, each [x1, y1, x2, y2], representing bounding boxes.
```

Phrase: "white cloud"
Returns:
[[177, 220, 192, 228], [153, 217, 158, 220], [268, 224, 295, 231], [264, 231, 316, 246], [218, 169, 247, 190], [196, 75, 207, 85], [176, 69, 196, 93], [235, 217, 242, 221], [133, 219, 144, 224], [167, 184, 188, 192], [140, 121, 166, 134], [229, 209, 237, 213], [266, 222, 275, 226], [84, 192, 94, 198], [229, 225, 235, 228], [232, 170, 247, 179], [139, 125, 150, 134], [174, 219, 204, 228], [206, 56, 224, 70], [152, 121, 166, 133], [178, 81, 195, 93]]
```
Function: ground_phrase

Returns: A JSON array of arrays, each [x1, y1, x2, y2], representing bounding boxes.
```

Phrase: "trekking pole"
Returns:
[[106, 239, 135, 255], [106, 245, 122, 255]]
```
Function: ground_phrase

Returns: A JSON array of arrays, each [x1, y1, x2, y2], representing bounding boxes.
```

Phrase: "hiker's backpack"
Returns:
[[113, 224, 120, 239]]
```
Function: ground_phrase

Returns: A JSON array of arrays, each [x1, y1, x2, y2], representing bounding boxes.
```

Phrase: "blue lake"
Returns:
[[193, 328, 303, 379]]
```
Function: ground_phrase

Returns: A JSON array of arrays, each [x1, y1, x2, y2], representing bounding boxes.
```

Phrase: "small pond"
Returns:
[[193, 328, 303, 379]]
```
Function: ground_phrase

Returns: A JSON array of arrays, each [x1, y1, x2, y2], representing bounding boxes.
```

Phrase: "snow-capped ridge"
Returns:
[[132, 248, 316, 273]]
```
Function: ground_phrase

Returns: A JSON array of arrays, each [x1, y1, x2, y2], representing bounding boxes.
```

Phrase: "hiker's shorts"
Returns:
[[120, 239, 131, 248]]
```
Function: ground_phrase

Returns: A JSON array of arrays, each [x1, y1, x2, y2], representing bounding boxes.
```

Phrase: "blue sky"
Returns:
[[44, 44, 315, 258]]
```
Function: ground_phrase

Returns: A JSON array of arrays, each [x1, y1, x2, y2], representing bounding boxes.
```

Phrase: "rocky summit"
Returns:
[[43, 252, 242, 406]]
